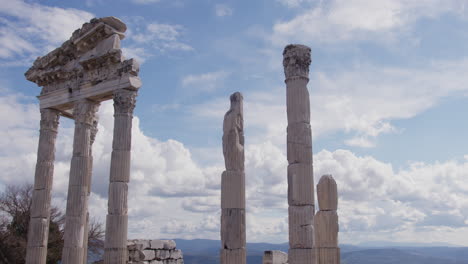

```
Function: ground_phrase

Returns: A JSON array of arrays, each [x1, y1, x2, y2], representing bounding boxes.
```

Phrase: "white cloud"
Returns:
[[276, 0, 312, 8], [125, 20, 193, 58], [270, 0, 467, 45], [181, 71, 229, 93], [215, 4, 233, 17], [0, 0, 93, 63]]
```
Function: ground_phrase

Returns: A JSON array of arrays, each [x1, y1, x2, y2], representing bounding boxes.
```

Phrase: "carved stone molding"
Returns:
[[113, 89, 137, 115], [90, 116, 99, 145], [73, 100, 100, 125], [283, 44, 311, 80], [39, 109, 60, 132]]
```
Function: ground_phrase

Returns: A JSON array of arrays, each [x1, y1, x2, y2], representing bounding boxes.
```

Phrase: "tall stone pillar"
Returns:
[[83, 117, 98, 264], [220, 92, 246, 264], [26, 109, 60, 264], [62, 99, 99, 264], [283, 44, 315, 264], [315, 175, 339, 264], [104, 88, 137, 264]]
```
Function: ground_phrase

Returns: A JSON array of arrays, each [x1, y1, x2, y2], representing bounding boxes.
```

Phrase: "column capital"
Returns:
[[40, 108, 60, 132], [113, 89, 137, 115], [73, 99, 100, 125], [90, 116, 99, 145], [283, 44, 311, 80]]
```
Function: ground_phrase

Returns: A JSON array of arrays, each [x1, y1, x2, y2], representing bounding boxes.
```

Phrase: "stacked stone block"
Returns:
[[128, 239, 184, 264], [220, 92, 246, 264], [263, 250, 288, 264], [315, 175, 340, 264], [283, 44, 315, 264]]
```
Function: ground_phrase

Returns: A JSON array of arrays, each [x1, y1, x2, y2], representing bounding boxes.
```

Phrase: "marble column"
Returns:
[[220, 92, 246, 264], [283, 44, 315, 264], [83, 117, 98, 264], [104, 89, 137, 264], [26, 108, 60, 264], [315, 175, 340, 264], [62, 99, 99, 264]]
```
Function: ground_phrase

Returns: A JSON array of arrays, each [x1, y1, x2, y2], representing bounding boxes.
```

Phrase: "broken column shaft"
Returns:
[[315, 175, 340, 264], [283, 44, 315, 264], [220, 92, 246, 264]]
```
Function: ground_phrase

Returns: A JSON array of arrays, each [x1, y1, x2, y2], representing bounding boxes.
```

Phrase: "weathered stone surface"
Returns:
[[103, 248, 127, 264], [314, 211, 338, 248], [221, 208, 246, 249], [28, 218, 49, 247], [283, 44, 311, 80], [222, 92, 244, 171], [65, 185, 88, 217], [287, 122, 312, 146], [220, 248, 246, 264], [317, 175, 338, 211], [63, 216, 85, 247], [287, 142, 313, 165], [104, 215, 128, 248], [286, 80, 311, 124], [26, 109, 59, 264], [263, 250, 288, 264], [288, 248, 315, 264], [30, 189, 52, 218], [108, 182, 128, 215], [284, 44, 315, 263], [221, 170, 245, 209], [109, 150, 131, 182], [127, 239, 184, 263], [289, 205, 314, 249], [288, 163, 314, 206], [316, 248, 340, 264]]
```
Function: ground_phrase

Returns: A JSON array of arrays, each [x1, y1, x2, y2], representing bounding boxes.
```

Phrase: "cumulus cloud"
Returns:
[[0, 0, 94, 64], [270, 0, 467, 45]]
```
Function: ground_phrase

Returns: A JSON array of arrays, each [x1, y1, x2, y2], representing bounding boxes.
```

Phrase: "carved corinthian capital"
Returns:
[[40, 108, 60, 132], [283, 44, 311, 80], [90, 116, 99, 145], [113, 89, 137, 115], [73, 99, 100, 125]]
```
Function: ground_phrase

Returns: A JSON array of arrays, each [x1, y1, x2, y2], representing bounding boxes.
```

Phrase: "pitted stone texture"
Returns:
[[314, 211, 339, 248], [317, 175, 338, 211], [289, 206, 314, 249], [220, 249, 246, 264], [221, 208, 246, 249], [283, 44, 311, 80], [316, 248, 340, 264], [286, 79, 311, 124], [221, 170, 245, 209], [288, 248, 315, 264], [127, 239, 184, 264], [222, 92, 244, 171], [263, 250, 288, 264], [287, 141, 312, 165], [288, 163, 314, 206]]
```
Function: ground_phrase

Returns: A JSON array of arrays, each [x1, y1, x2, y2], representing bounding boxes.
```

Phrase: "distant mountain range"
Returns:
[[171, 239, 468, 264]]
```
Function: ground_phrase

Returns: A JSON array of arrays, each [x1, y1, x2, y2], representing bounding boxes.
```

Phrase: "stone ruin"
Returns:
[[24, 15, 340, 264], [127, 239, 184, 264], [24, 17, 141, 264]]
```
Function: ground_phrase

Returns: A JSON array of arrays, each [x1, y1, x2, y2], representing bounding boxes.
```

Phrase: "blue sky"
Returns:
[[2, 0, 468, 245]]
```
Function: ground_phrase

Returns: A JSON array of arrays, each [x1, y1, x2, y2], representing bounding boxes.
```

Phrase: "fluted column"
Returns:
[[82, 117, 98, 264], [283, 44, 315, 264], [220, 92, 246, 264], [315, 175, 340, 264], [104, 89, 137, 264], [26, 109, 60, 264], [62, 99, 99, 264]]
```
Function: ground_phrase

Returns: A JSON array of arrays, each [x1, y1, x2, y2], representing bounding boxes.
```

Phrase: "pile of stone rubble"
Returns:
[[127, 239, 184, 264]]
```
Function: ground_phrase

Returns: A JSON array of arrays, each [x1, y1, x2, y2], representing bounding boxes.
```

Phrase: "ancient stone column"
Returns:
[[104, 88, 137, 264], [283, 44, 315, 264], [62, 99, 99, 264], [263, 250, 288, 264], [315, 175, 340, 264], [83, 117, 98, 264], [26, 108, 60, 264], [220, 92, 246, 264]]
